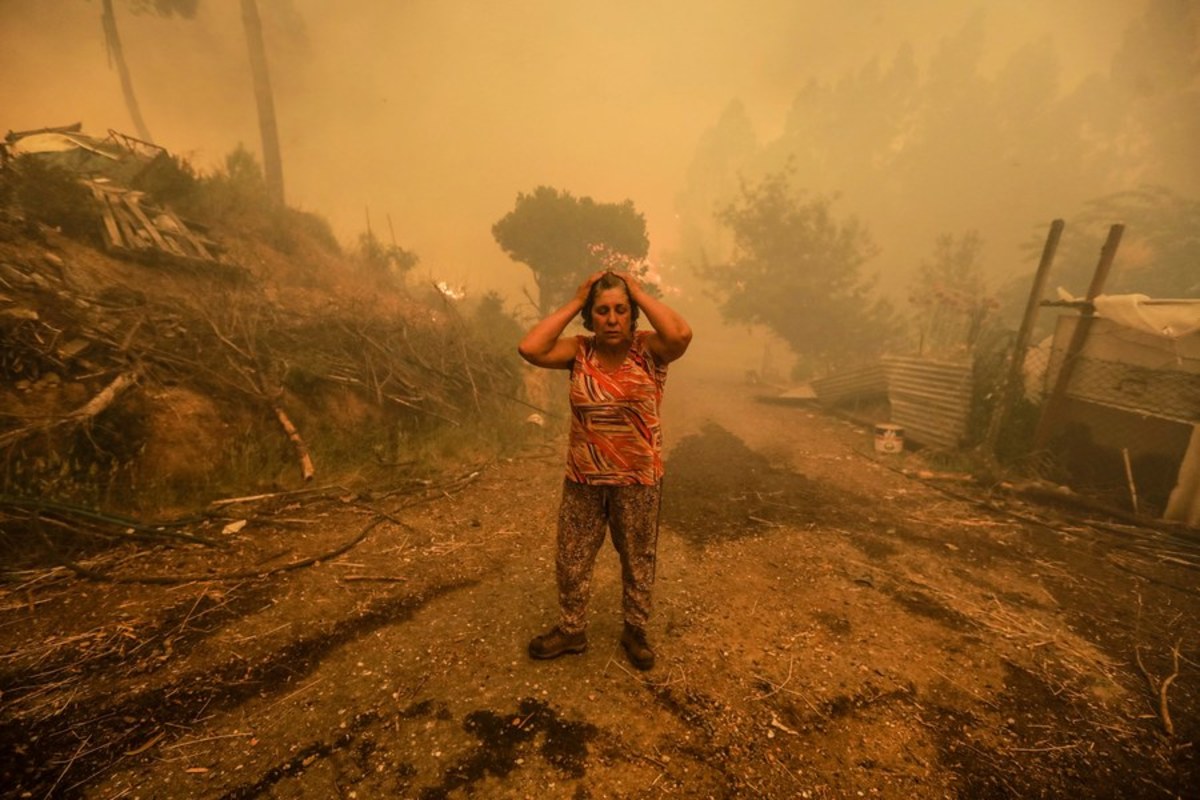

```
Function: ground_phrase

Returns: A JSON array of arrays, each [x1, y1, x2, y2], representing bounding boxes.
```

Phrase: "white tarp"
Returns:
[[1093, 294, 1200, 339], [8, 131, 118, 160]]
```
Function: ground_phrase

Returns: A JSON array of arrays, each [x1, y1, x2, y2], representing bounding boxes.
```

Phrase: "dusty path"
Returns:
[[1, 370, 1196, 798]]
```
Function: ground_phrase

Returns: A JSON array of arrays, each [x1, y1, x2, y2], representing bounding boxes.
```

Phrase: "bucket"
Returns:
[[874, 423, 904, 454]]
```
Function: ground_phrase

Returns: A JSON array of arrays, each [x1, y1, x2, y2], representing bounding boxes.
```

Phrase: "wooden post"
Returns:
[[1032, 223, 1124, 450], [982, 219, 1063, 458]]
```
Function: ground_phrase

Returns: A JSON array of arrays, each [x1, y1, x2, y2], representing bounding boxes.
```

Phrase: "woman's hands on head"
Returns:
[[610, 270, 643, 299], [574, 270, 608, 305]]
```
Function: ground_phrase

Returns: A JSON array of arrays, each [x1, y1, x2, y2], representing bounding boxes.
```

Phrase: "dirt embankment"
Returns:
[[0, 213, 523, 520], [0, 370, 1195, 799]]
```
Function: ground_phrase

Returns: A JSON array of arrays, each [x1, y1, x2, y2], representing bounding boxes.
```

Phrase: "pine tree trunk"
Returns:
[[100, 0, 153, 142], [240, 0, 285, 205]]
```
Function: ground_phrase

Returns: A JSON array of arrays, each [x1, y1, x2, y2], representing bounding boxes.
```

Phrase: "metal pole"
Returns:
[[1032, 223, 1124, 450]]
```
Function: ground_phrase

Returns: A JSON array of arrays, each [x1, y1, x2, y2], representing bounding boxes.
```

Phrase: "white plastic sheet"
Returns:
[[1093, 294, 1200, 339]]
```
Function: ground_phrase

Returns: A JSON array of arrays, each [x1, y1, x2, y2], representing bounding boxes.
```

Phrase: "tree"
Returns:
[[702, 169, 894, 376], [469, 291, 524, 358], [492, 186, 648, 316], [99, 0, 287, 211], [356, 229, 418, 284], [100, 1, 204, 143], [101, 0, 153, 141], [675, 99, 758, 267], [908, 231, 996, 357], [240, 0, 285, 205]]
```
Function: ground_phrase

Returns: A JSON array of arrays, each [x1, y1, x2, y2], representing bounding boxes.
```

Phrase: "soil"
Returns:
[[1, 370, 1197, 799]]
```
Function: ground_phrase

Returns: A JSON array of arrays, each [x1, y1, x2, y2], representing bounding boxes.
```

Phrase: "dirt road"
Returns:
[[1, 370, 1196, 798]]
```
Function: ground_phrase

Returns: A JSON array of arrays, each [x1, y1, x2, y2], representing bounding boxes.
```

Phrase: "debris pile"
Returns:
[[0, 127, 525, 520], [4, 123, 233, 272]]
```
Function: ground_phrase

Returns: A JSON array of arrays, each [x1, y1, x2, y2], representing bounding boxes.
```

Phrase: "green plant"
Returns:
[[355, 229, 418, 284]]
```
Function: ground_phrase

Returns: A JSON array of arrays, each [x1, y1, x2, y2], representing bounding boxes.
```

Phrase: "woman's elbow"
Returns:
[[517, 340, 538, 364], [676, 325, 694, 353]]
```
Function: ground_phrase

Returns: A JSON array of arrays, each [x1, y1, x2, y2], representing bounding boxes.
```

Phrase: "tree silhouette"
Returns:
[[98, 1, 285, 205], [100, 0, 153, 141], [240, 0, 285, 205], [492, 186, 648, 316]]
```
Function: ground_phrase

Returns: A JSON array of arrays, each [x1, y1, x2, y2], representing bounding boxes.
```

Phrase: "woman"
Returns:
[[518, 269, 692, 670]]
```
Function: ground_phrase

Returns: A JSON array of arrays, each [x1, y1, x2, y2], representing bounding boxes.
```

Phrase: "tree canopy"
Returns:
[[702, 170, 895, 376], [492, 186, 648, 315], [677, 1, 1200, 316]]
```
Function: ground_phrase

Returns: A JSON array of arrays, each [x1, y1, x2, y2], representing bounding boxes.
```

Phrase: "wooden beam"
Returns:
[[983, 219, 1063, 459], [1033, 224, 1125, 450]]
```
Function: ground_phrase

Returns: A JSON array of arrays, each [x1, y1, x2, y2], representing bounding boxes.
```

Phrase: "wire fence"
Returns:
[[1001, 317, 1199, 515]]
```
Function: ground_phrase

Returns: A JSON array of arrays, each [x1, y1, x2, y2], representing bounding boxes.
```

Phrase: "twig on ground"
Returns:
[[749, 655, 794, 700], [35, 513, 392, 584], [340, 575, 407, 583], [1135, 640, 1182, 737], [44, 734, 90, 799]]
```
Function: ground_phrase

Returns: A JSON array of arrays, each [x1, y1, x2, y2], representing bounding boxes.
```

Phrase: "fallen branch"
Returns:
[[273, 404, 315, 481], [0, 371, 139, 449], [1, 496, 223, 548], [207, 485, 338, 508], [35, 513, 391, 584], [340, 575, 407, 583]]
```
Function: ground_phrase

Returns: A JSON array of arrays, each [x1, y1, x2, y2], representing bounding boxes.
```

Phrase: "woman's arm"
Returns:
[[517, 271, 605, 369], [617, 272, 693, 363]]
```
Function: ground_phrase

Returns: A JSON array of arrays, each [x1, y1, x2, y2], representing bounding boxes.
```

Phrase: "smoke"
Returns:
[[1, 0, 1190, 336]]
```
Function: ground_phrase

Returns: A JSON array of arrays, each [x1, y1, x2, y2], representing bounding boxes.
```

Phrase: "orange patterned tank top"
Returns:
[[566, 331, 668, 486]]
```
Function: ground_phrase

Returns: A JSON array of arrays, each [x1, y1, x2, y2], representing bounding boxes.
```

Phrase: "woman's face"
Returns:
[[591, 286, 633, 345]]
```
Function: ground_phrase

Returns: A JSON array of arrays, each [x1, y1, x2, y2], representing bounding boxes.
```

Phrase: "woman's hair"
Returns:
[[581, 272, 640, 332]]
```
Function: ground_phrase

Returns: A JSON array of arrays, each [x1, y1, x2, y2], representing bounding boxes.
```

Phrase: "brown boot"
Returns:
[[620, 623, 655, 671], [528, 626, 587, 660]]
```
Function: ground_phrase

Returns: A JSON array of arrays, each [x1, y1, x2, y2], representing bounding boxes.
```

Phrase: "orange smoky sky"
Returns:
[[0, 0, 1163, 305]]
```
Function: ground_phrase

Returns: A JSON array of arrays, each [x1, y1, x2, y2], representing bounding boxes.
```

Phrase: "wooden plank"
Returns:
[[110, 201, 147, 251], [122, 191, 182, 256], [167, 211, 214, 260], [86, 182, 125, 249]]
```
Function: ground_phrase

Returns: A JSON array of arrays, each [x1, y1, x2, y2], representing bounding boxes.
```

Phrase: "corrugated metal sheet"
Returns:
[[810, 362, 888, 406], [811, 357, 974, 449], [881, 356, 973, 449]]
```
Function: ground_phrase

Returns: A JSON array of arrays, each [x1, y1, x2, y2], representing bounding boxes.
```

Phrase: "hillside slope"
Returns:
[[0, 168, 523, 517]]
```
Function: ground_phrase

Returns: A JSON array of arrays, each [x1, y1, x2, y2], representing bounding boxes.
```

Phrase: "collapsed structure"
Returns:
[[810, 294, 1200, 524], [3, 123, 228, 270]]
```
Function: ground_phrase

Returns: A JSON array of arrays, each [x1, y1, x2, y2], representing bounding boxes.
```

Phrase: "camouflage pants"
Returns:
[[556, 479, 662, 635]]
